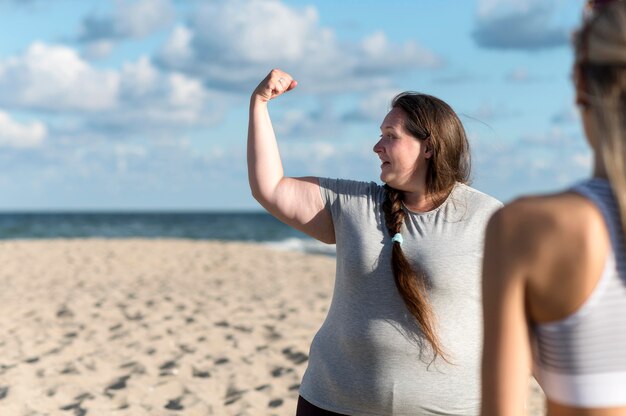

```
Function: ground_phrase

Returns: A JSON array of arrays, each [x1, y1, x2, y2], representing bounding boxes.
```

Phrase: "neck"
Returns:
[[403, 187, 449, 212]]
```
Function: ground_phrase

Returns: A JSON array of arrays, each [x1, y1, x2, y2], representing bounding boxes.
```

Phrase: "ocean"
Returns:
[[0, 212, 336, 256]]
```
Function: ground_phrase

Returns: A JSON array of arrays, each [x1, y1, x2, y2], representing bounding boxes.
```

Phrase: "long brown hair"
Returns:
[[575, 1, 626, 242], [382, 92, 470, 361]]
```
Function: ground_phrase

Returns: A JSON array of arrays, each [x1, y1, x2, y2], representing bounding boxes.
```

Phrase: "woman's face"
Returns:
[[373, 107, 432, 191]]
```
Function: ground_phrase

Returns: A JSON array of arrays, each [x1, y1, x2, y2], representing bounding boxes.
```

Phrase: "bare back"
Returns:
[[482, 182, 626, 416], [522, 192, 609, 326]]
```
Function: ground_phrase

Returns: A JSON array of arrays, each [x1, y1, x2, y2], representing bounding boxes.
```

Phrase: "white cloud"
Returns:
[[191, 0, 321, 63], [357, 31, 443, 74], [101, 56, 217, 129], [77, 0, 175, 61], [116, 56, 214, 122], [0, 42, 119, 112], [343, 88, 402, 123], [280, 140, 377, 180], [477, 0, 538, 18], [168, 73, 206, 108], [159, 25, 193, 65], [114, 143, 147, 174], [78, 0, 174, 42], [470, 126, 591, 201], [120, 56, 160, 98], [82, 40, 115, 60], [116, 0, 173, 38], [274, 104, 343, 139], [157, 0, 443, 93], [0, 44, 221, 132], [473, 0, 573, 50], [0, 110, 46, 148]]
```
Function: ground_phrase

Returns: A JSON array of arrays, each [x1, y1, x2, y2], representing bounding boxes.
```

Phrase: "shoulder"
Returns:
[[451, 184, 503, 222], [486, 191, 605, 268], [318, 178, 384, 211], [455, 183, 502, 208], [319, 178, 380, 195], [492, 191, 601, 235]]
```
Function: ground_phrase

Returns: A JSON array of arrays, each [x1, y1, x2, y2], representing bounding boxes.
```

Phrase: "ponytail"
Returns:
[[575, 1, 626, 242]]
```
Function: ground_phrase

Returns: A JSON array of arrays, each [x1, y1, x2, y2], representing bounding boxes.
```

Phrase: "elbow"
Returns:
[[249, 185, 272, 209], [250, 190, 267, 208], [249, 177, 283, 206], [249, 184, 262, 202], [247, 177, 264, 202]]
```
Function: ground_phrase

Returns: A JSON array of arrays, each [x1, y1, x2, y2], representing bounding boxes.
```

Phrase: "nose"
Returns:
[[373, 138, 383, 154]]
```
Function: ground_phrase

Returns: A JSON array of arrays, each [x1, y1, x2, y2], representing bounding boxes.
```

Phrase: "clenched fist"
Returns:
[[251, 69, 297, 104]]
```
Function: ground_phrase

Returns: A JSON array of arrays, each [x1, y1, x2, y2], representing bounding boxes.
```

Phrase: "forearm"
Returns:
[[481, 338, 531, 416], [247, 98, 285, 204]]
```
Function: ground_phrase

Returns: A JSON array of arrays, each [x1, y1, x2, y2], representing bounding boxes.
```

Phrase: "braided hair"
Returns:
[[382, 93, 471, 361]]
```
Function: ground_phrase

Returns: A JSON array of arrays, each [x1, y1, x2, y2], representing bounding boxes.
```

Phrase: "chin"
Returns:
[[381, 178, 398, 188]]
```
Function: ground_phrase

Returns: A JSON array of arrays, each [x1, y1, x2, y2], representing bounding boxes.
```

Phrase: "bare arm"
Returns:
[[247, 69, 335, 244], [481, 207, 532, 416]]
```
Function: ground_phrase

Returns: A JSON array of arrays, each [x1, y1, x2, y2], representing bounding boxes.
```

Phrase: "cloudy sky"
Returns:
[[0, 0, 588, 211]]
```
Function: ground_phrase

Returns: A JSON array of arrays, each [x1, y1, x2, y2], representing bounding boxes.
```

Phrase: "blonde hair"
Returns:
[[575, 1, 626, 240]]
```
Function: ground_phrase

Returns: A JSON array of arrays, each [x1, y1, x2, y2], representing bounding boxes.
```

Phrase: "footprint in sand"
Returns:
[[165, 397, 184, 411], [282, 347, 308, 365], [224, 384, 247, 406], [159, 360, 178, 376], [105, 375, 131, 396], [269, 398, 284, 408], [192, 367, 210, 378], [270, 366, 293, 378]]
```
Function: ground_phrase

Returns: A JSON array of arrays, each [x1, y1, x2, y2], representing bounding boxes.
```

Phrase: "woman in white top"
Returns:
[[249, 69, 501, 415], [481, 1, 626, 415]]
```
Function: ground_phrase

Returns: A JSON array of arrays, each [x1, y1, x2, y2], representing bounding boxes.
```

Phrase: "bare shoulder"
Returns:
[[490, 191, 603, 241], [486, 191, 607, 275]]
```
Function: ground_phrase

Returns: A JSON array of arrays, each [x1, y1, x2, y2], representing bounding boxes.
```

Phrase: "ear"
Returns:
[[424, 138, 434, 159]]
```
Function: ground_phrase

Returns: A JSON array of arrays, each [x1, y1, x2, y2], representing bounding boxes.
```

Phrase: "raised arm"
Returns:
[[481, 207, 532, 416], [247, 69, 335, 244]]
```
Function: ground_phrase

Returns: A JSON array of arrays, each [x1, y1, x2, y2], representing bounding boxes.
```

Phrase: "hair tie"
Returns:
[[391, 233, 403, 245]]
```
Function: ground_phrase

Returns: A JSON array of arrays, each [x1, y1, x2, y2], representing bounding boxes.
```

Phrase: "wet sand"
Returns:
[[0, 240, 544, 415]]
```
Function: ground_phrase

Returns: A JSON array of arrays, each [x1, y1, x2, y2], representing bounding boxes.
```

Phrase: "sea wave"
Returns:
[[263, 237, 336, 256]]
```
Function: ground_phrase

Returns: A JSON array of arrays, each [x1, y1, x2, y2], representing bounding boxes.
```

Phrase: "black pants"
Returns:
[[296, 396, 348, 416]]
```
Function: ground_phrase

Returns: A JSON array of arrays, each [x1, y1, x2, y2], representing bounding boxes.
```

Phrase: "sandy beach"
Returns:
[[0, 239, 545, 415]]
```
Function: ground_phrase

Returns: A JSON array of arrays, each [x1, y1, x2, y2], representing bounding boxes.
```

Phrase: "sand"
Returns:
[[0, 239, 545, 415]]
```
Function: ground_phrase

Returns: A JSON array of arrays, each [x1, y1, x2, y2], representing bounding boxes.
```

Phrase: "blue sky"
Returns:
[[0, 0, 588, 211]]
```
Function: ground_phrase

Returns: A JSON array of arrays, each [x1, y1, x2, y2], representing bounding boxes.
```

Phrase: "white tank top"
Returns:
[[532, 178, 626, 407]]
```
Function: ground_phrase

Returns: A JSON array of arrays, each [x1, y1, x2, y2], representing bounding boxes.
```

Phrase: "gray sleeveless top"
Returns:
[[532, 178, 626, 407], [299, 178, 502, 415]]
